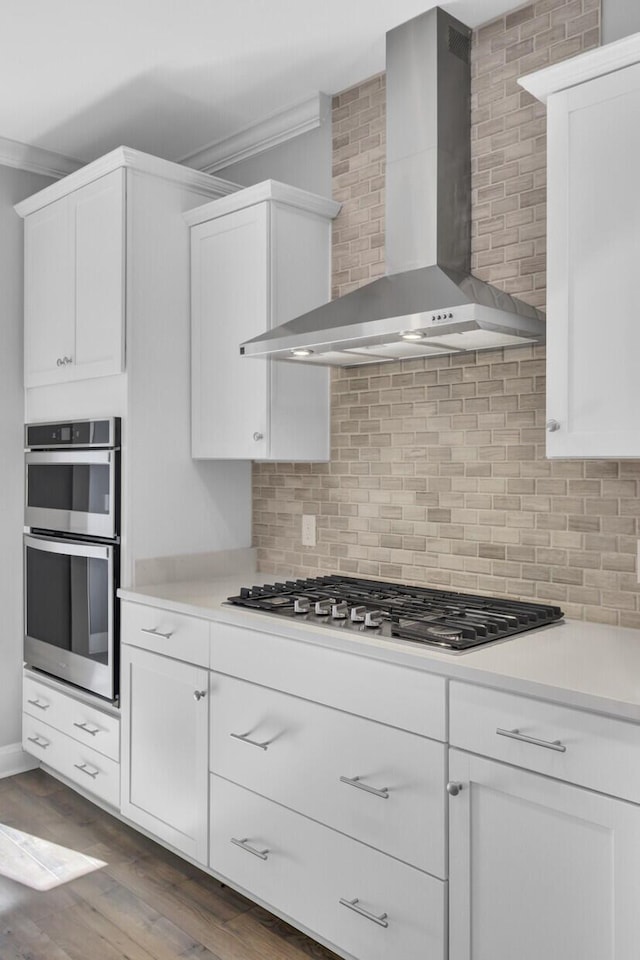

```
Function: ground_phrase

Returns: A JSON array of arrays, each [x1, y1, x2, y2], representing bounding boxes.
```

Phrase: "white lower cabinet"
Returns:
[[22, 671, 120, 807], [210, 774, 446, 960], [448, 749, 640, 960], [120, 643, 209, 863]]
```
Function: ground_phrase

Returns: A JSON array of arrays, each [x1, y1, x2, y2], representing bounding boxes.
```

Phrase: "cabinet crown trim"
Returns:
[[184, 179, 341, 226], [14, 146, 240, 218], [519, 33, 640, 103]]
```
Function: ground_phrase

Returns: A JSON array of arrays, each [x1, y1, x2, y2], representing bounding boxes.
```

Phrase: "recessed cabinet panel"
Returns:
[[24, 200, 74, 386], [448, 750, 640, 960], [191, 205, 269, 460], [74, 169, 125, 377], [545, 61, 640, 456]]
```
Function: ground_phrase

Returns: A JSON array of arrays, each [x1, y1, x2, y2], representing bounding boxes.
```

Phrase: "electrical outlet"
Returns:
[[302, 514, 316, 547]]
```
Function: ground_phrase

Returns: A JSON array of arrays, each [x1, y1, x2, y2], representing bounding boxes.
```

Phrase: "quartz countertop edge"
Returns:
[[118, 574, 640, 724]]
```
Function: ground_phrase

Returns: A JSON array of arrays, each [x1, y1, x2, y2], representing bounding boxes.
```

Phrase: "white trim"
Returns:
[[184, 178, 341, 227], [0, 136, 83, 179], [180, 93, 331, 174], [0, 742, 38, 779], [14, 146, 240, 218], [519, 33, 640, 103]]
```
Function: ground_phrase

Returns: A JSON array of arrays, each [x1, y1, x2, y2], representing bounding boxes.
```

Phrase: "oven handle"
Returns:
[[25, 450, 114, 466], [23, 534, 113, 561]]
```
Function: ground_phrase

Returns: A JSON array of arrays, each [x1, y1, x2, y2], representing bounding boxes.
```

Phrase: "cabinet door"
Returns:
[[546, 62, 640, 457], [448, 749, 640, 960], [24, 198, 74, 387], [120, 645, 209, 862], [191, 204, 269, 459], [72, 168, 125, 380]]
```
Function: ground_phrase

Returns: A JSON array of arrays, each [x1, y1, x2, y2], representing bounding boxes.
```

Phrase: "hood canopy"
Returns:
[[241, 7, 545, 367]]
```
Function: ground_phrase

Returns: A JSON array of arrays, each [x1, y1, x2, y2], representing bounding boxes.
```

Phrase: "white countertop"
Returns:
[[119, 573, 640, 723]]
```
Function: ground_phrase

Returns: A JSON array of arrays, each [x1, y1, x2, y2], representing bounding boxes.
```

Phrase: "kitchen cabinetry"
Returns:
[[120, 602, 209, 863], [448, 680, 640, 959], [22, 670, 120, 808], [185, 181, 340, 461], [23, 168, 125, 387], [520, 40, 640, 457], [208, 619, 447, 959]]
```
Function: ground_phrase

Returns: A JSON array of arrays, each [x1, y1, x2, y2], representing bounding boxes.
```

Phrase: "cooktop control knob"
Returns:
[[364, 610, 384, 628], [294, 597, 310, 614], [331, 601, 348, 619], [315, 598, 333, 615], [350, 605, 367, 622]]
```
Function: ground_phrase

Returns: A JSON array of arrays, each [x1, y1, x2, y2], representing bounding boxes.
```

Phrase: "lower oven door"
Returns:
[[24, 534, 117, 701]]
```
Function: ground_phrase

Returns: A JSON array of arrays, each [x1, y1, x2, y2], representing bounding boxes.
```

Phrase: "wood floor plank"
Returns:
[[0, 771, 341, 960]]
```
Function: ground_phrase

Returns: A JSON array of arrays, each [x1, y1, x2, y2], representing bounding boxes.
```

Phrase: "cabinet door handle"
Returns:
[[339, 775, 389, 799], [496, 727, 566, 753], [253, 432, 264, 442], [74, 762, 99, 780], [73, 721, 100, 737], [27, 698, 50, 711], [27, 735, 50, 749], [193, 690, 207, 701], [141, 627, 174, 640], [546, 419, 560, 432], [230, 731, 270, 751], [447, 781, 463, 797], [231, 837, 269, 860], [339, 897, 389, 928]]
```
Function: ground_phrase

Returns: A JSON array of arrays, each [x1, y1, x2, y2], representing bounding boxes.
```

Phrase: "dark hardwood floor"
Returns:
[[0, 769, 341, 960]]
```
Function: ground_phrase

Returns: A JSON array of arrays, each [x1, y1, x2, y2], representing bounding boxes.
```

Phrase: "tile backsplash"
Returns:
[[253, 0, 640, 629]]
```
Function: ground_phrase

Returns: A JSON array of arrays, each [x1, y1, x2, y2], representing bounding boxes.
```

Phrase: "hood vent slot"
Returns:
[[449, 26, 470, 63]]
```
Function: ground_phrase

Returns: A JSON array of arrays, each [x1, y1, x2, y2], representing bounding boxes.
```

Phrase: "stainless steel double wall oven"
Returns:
[[24, 418, 121, 701]]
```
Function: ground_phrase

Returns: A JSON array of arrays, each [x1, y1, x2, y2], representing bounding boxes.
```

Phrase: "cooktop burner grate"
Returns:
[[226, 575, 564, 651]]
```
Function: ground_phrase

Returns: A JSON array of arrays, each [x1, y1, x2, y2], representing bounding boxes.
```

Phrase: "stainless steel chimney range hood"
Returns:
[[241, 7, 546, 367]]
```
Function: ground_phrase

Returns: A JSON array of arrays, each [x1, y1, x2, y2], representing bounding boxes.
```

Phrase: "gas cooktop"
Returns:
[[226, 575, 564, 652]]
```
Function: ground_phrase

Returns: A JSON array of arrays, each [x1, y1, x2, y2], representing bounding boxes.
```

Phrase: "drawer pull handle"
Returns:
[[27, 698, 50, 711], [141, 627, 175, 640], [339, 897, 389, 929], [230, 731, 270, 751], [231, 837, 269, 860], [496, 727, 566, 753], [73, 721, 100, 737], [339, 775, 389, 799], [27, 735, 49, 749], [74, 762, 100, 780]]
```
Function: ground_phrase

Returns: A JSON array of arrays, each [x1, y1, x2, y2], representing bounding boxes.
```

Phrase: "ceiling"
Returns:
[[1, 0, 522, 167]]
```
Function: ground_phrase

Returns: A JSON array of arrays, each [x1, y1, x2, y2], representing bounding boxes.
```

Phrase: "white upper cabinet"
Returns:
[[521, 38, 640, 457], [22, 168, 125, 387], [186, 181, 340, 461]]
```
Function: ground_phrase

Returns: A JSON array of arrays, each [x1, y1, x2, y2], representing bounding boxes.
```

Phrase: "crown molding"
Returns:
[[15, 146, 240, 218], [180, 93, 331, 174], [0, 136, 83, 180], [519, 34, 640, 102], [184, 178, 341, 226]]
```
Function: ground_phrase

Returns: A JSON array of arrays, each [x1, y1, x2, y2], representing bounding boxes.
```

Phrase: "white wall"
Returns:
[[603, 0, 640, 42], [0, 164, 54, 768], [216, 117, 332, 196]]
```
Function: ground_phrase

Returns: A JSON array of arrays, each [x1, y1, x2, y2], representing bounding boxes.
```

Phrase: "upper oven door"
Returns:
[[25, 449, 118, 539]]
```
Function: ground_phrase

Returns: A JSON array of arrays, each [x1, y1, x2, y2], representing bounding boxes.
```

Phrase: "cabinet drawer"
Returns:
[[210, 673, 445, 877], [211, 620, 446, 739], [23, 715, 120, 808], [210, 774, 445, 960], [121, 600, 209, 666], [450, 681, 640, 803], [23, 675, 119, 761]]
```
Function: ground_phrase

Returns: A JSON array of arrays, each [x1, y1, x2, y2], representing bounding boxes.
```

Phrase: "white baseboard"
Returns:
[[0, 742, 38, 779]]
